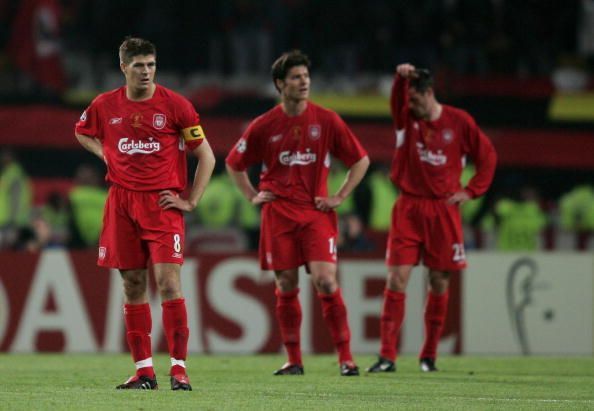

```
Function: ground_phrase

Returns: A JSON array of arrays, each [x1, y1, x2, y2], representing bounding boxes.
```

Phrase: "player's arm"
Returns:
[[463, 135, 497, 200], [159, 140, 216, 211], [225, 121, 274, 206], [226, 163, 275, 205], [448, 122, 497, 205], [186, 140, 216, 208], [315, 155, 370, 212], [391, 64, 415, 129], [75, 133, 104, 162]]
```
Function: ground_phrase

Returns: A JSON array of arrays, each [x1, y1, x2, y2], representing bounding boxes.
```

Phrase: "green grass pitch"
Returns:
[[0, 354, 593, 410]]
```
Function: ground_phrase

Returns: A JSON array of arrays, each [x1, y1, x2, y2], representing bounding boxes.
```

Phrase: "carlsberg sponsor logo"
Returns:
[[419, 148, 446, 166], [417, 143, 447, 166], [279, 149, 317, 166], [118, 137, 161, 155]]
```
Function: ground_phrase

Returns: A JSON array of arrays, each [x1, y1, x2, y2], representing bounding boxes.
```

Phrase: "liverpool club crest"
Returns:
[[153, 113, 166, 130], [442, 129, 454, 144], [309, 124, 321, 141]]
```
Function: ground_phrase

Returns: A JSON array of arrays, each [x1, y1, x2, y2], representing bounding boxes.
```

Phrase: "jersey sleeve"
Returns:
[[329, 112, 368, 167], [175, 96, 204, 151], [74, 99, 101, 140], [225, 119, 263, 171], [391, 74, 409, 130], [462, 115, 497, 198]]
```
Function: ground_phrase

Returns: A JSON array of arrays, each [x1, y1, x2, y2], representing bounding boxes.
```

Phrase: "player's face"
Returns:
[[279, 65, 310, 102], [408, 87, 432, 120], [121, 54, 156, 92]]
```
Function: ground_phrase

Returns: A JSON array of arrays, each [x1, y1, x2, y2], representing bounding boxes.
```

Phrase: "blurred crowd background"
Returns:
[[1, 0, 594, 254], [1, 0, 592, 95]]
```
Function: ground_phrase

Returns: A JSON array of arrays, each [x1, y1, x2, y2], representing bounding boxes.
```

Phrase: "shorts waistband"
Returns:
[[400, 191, 444, 201], [110, 184, 180, 194]]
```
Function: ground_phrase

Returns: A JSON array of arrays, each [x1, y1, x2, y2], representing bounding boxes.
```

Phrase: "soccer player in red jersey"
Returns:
[[74, 37, 215, 390], [367, 64, 497, 373], [226, 50, 370, 376]]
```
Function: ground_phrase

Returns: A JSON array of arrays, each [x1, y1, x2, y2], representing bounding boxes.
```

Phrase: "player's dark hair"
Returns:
[[410, 68, 433, 93], [271, 50, 311, 92], [119, 36, 156, 64]]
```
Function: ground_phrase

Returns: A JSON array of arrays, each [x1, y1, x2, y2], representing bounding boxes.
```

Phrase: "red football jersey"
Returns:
[[75, 84, 205, 191], [390, 75, 497, 199], [226, 103, 367, 208]]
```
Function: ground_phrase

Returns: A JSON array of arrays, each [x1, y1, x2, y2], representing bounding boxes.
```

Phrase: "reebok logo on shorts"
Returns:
[[98, 246, 107, 260]]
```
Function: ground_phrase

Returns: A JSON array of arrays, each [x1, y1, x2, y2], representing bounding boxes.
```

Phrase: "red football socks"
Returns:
[[379, 289, 406, 361], [318, 288, 353, 364], [162, 298, 189, 376], [275, 288, 303, 366], [420, 291, 449, 360], [123, 303, 154, 377]]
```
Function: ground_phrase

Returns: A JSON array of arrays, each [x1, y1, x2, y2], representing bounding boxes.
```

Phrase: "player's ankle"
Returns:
[[136, 367, 155, 378], [170, 364, 186, 376]]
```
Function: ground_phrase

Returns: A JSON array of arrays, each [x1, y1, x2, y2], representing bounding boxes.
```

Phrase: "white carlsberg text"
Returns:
[[118, 137, 161, 155], [417, 143, 447, 166], [279, 149, 317, 166]]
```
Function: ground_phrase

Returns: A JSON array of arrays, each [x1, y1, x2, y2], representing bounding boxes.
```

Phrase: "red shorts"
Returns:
[[98, 185, 185, 269], [386, 194, 467, 272], [259, 199, 338, 271]]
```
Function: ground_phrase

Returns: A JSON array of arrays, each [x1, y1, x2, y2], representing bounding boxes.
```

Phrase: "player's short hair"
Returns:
[[410, 68, 433, 93], [118, 36, 156, 65], [271, 50, 311, 92]]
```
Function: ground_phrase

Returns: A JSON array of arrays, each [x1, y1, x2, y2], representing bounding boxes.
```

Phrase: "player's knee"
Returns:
[[314, 275, 337, 294], [387, 273, 408, 292], [274, 270, 299, 292], [121, 272, 146, 300], [429, 278, 449, 294], [276, 276, 298, 292], [386, 265, 413, 291], [157, 276, 181, 300], [123, 280, 146, 301], [428, 271, 450, 293]]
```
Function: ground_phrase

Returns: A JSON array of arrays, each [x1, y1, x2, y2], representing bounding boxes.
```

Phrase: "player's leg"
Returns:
[[273, 267, 304, 375], [137, 190, 190, 389], [153, 263, 192, 390], [419, 200, 466, 371], [369, 197, 420, 373], [100, 187, 157, 389], [367, 264, 414, 373], [259, 202, 304, 375], [116, 268, 159, 389], [299, 210, 358, 375], [418, 269, 450, 372], [309, 260, 359, 376]]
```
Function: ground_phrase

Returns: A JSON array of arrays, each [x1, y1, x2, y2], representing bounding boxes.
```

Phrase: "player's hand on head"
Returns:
[[159, 190, 192, 212], [446, 190, 471, 205], [314, 196, 342, 212], [396, 63, 416, 79], [251, 190, 275, 205]]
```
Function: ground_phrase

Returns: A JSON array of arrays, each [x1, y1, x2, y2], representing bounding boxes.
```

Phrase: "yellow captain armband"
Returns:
[[181, 125, 206, 142]]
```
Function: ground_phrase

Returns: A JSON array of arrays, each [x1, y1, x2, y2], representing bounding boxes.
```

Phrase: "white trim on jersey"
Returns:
[[396, 129, 405, 148]]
